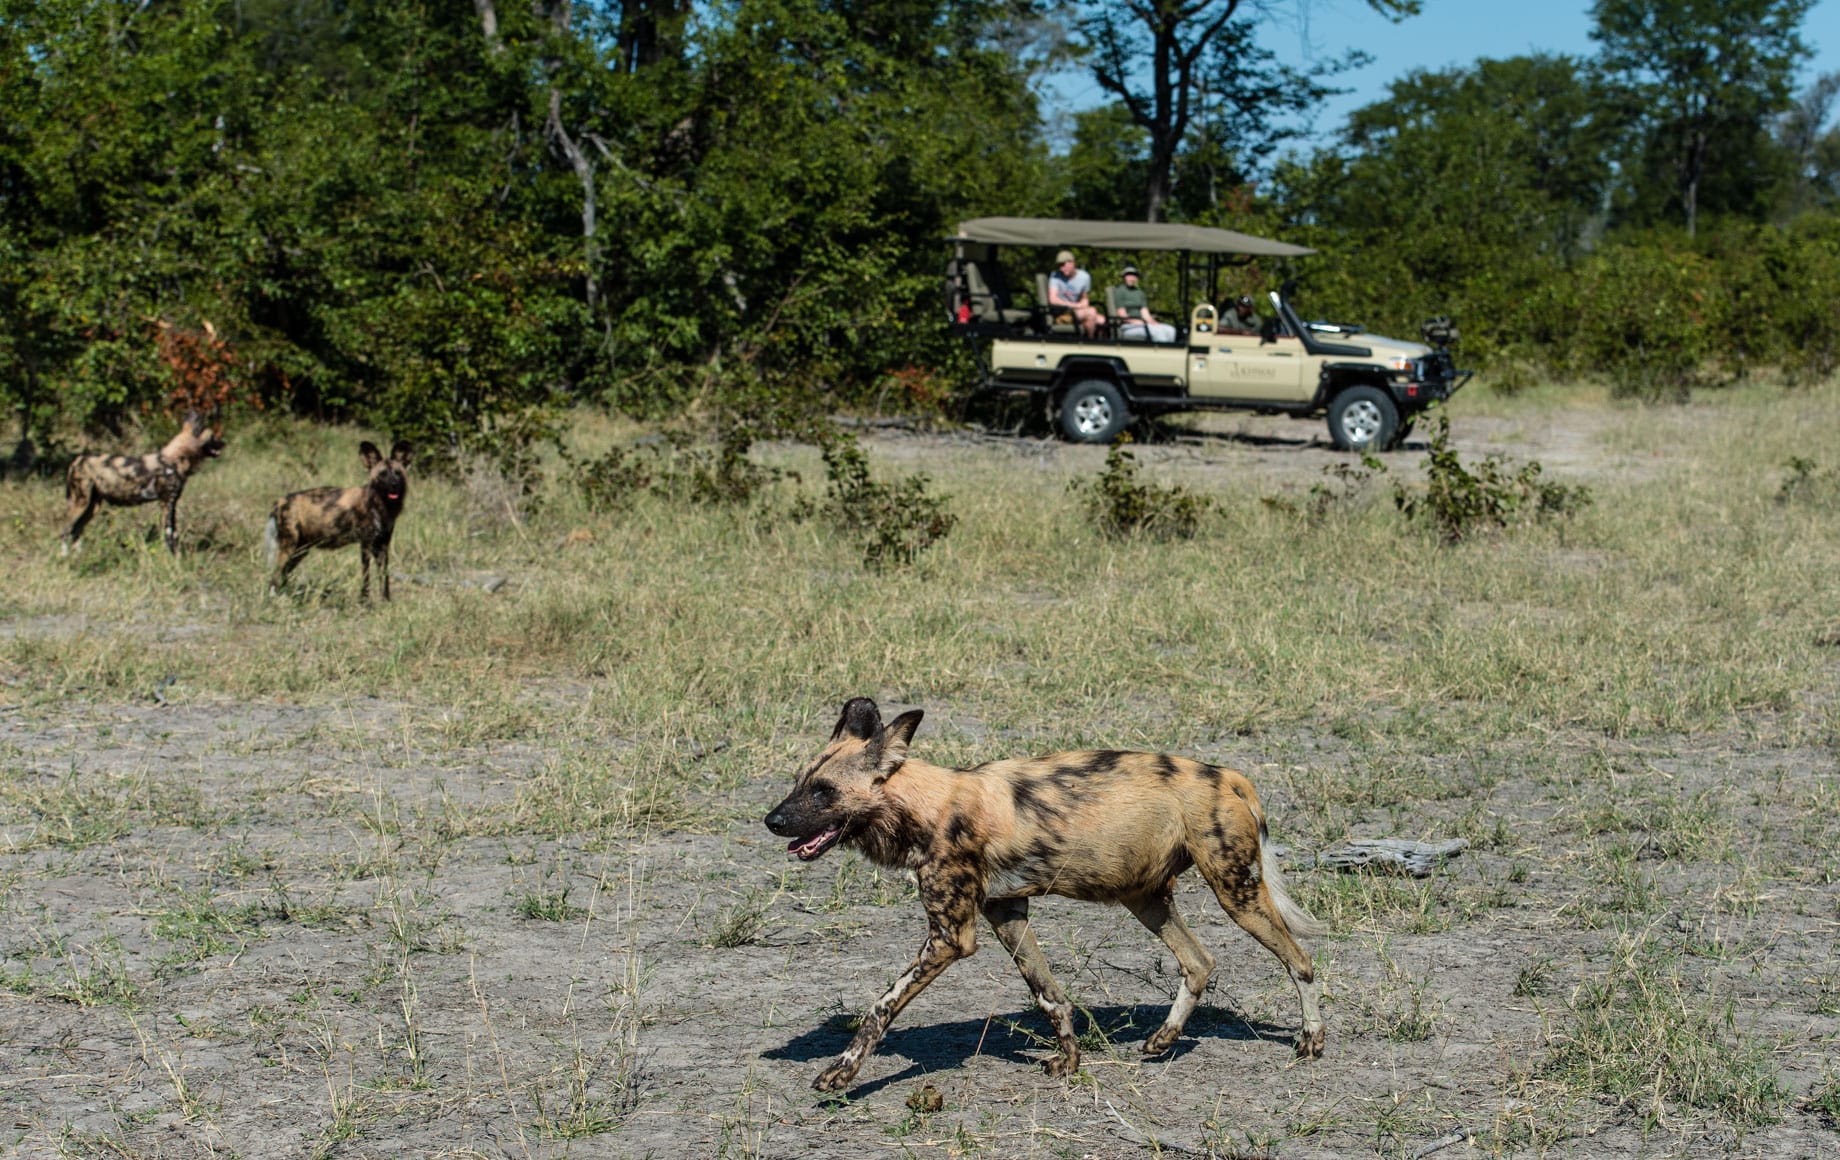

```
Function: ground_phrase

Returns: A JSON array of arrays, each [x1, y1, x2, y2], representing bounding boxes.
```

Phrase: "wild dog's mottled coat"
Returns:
[[61, 413, 225, 555], [765, 697, 1327, 1093], [264, 440, 412, 600]]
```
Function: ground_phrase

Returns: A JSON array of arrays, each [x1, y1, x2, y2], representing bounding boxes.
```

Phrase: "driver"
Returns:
[[1221, 295, 1262, 334]]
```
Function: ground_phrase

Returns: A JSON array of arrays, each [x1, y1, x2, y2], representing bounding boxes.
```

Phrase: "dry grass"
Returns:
[[1, 381, 1837, 1156]]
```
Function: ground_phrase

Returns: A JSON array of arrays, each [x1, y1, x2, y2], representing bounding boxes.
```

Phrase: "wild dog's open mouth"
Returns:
[[788, 826, 841, 861], [385, 492, 402, 501]]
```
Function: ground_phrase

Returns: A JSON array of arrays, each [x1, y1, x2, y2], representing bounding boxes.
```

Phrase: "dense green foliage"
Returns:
[[2, 0, 1838, 451]]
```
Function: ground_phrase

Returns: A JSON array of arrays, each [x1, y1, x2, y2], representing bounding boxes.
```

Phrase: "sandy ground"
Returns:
[[0, 410, 1835, 1159]]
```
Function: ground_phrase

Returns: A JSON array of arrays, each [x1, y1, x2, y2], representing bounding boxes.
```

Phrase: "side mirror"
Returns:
[[1259, 315, 1281, 344]]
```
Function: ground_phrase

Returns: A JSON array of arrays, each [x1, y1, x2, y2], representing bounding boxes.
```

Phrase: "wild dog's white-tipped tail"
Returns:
[[1263, 840, 1328, 938], [262, 514, 278, 570]]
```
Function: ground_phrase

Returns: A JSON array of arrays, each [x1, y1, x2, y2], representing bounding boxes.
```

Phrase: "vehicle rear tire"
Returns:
[[1059, 380, 1132, 443], [1327, 385, 1398, 452]]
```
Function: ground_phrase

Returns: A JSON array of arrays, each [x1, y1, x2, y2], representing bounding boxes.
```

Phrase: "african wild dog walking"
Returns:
[[264, 440, 412, 600], [61, 412, 225, 555], [765, 697, 1327, 1093]]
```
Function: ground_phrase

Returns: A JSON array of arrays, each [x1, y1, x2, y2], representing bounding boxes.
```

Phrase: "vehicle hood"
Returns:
[[1350, 333, 1432, 359]]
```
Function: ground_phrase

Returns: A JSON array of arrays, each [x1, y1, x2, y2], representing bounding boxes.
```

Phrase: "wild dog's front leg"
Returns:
[[815, 870, 979, 1093], [377, 539, 391, 601], [160, 496, 179, 554], [359, 542, 373, 601], [983, 897, 1080, 1077]]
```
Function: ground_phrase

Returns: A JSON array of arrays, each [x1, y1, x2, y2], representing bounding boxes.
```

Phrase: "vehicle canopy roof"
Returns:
[[954, 216, 1315, 257]]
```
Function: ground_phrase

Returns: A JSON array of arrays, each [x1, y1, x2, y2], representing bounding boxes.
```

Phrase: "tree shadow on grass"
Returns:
[[764, 1001, 1293, 1100]]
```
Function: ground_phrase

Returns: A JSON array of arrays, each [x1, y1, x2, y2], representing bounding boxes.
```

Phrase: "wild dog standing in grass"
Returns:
[[265, 440, 412, 600], [766, 697, 1327, 1093], [61, 412, 225, 556]]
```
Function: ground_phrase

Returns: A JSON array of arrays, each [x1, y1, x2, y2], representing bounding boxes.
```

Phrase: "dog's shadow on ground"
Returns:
[[764, 1002, 1292, 1099]]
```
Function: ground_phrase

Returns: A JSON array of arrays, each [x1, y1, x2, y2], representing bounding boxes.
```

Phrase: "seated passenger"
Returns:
[[1221, 295, 1263, 334], [1048, 250, 1103, 339], [1112, 265, 1177, 343]]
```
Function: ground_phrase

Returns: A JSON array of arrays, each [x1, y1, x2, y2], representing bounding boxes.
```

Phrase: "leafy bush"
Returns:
[[1265, 453, 1388, 521], [653, 427, 791, 507], [1072, 436, 1212, 540], [568, 426, 790, 514], [570, 447, 655, 515], [1551, 241, 1728, 400], [1773, 456, 1840, 505], [1393, 412, 1592, 543], [806, 430, 957, 571]]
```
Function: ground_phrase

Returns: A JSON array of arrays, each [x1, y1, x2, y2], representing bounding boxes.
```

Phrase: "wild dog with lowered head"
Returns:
[[264, 440, 412, 600], [62, 412, 225, 555], [765, 697, 1328, 1093]]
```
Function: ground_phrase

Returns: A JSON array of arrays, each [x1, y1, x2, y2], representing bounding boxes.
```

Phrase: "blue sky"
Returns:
[[1044, 0, 1840, 145]]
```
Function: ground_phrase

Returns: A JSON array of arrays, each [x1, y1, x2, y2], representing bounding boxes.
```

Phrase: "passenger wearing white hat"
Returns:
[[1113, 265, 1176, 344]]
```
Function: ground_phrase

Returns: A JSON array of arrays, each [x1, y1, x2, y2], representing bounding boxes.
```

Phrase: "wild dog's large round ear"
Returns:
[[833, 697, 881, 741], [359, 441, 383, 468], [390, 440, 413, 468], [873, 710, 924, 781]]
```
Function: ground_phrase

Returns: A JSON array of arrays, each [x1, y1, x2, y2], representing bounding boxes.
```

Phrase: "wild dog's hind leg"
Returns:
[[62, 487, 99, 557], [815, 872, 979, 1093], [270, 524, 309, 595], [1123, 888, 1216, 1056], [983, 897, 1080, 1077], [1192, 846, 1325, 1059]]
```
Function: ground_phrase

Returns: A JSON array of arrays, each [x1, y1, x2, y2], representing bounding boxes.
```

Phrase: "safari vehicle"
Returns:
[[946, 217, 1470, 450]]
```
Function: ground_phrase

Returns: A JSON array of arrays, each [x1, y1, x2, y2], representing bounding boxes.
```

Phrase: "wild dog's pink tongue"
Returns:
[[790, 827, 839, 859]]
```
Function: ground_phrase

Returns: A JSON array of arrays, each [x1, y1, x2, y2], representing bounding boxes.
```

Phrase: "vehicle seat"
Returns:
[[1036, 273, 1077, 335], [949, 254, 1037, 327], [1107, 285, 1139, 341]]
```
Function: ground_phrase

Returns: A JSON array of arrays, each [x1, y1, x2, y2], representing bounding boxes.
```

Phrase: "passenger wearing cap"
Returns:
[[1047, 249, 1102, 338], [1112, 264, 1176, 344], [1223, 294, 1262, 334]]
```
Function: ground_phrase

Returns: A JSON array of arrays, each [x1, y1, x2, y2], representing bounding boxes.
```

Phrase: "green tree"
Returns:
[[1772, 72, 1840, 219], [1272, 55, 1622, 359], [1071, 0, 1417, 222], [1170, 19, 1363, 220], [1591, 0, 1812, 236], [1059, 104, 1150, 221]]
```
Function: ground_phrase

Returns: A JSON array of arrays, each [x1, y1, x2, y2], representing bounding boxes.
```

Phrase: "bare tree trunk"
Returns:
[[541, 0, 599, 312], [1685, 128, 1705, 239], [548, 87, 599, 312], [475, 0, 501, 53], [1088, 0, 1241, 223]]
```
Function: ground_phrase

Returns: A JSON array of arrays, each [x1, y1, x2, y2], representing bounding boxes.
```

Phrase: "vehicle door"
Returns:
[[1188, 323, 1307, 400]]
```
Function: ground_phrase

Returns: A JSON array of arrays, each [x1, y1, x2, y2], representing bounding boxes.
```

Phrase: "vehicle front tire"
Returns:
[[1388, 415, 1417, 451], [1327, 385, 1399, 452], [1058, 379, 1132, 443]]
